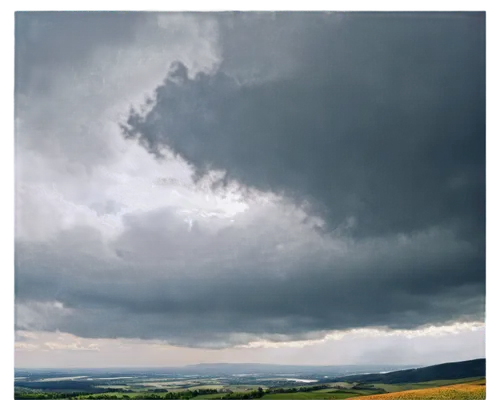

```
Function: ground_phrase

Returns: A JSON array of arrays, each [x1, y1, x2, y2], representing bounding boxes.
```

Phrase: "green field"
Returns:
[[79, 393, 159, 398], [226, 386, 269, 391], [184, 386, 225, 391], [262, 392, 361, 399]]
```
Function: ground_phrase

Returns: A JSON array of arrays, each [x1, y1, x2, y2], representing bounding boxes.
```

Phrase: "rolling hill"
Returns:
[[328, 358, 485, 385]]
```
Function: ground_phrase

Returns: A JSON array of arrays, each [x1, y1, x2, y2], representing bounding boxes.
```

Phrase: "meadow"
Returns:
[[358, 379, 485, 400], [261, 391, 366, 399]]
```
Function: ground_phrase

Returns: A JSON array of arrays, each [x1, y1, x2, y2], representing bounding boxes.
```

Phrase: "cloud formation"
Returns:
[[15, 12, 485, 357]]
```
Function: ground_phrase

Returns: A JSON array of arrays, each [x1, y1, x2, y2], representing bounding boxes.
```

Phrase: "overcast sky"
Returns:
[[14, 11, 485, 368]]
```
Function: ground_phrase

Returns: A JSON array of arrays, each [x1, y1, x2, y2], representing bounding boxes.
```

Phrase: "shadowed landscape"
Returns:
[[15, 359, 485, 399]]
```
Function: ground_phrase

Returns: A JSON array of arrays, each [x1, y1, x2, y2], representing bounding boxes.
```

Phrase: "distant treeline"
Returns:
[[15, 385, 333, 400]]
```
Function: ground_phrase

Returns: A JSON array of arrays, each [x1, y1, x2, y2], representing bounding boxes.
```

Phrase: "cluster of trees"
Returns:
[[349, 383, 385, 394], [75, 389, 221, 400], [267, 385, 329, 394], [218, 387, 264, 399], [217, 385, 331, 399], [125, 389, 220, 400]]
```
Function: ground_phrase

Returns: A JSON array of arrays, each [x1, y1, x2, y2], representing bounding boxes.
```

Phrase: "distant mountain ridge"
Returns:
[[181, 362, 418, 376], [328, 358, 486, 384]]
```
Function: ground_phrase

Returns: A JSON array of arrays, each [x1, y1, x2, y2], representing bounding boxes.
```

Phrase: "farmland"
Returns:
[[14, 359, 486, 400], [14, 379, 486, 400]]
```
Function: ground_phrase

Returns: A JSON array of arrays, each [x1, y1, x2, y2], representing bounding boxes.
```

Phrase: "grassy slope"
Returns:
[[262, 392, 362, 399], [355, 379, 485, 400]]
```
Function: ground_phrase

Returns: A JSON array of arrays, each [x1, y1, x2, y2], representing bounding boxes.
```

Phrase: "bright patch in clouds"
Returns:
[[240, 322, 486, 349]]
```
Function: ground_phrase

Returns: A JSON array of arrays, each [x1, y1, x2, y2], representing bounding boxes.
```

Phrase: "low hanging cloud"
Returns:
[[15, 197, 484, 348]]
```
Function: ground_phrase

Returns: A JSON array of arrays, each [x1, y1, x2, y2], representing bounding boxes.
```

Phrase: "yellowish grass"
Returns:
[[354, 380, 485, 400]]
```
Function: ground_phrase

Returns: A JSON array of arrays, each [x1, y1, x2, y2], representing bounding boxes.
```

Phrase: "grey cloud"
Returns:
[[15, 12, 485, 351], [15, 204, 484, 348], [123, 12, 485, 241], [154, 177, 197, 190], [90, 200, 123, 216]]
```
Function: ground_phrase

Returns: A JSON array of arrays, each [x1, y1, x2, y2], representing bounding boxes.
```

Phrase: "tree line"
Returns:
[[15, 385, 332, 400]]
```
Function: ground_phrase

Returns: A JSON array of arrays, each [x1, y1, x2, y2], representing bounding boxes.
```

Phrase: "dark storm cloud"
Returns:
[[15, 205, 485, 348], [123, 12, 485, 240]]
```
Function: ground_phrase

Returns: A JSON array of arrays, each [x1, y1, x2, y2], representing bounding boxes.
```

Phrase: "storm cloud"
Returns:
[[15, 12, 485, 353], [124, 12, 485, 240]]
